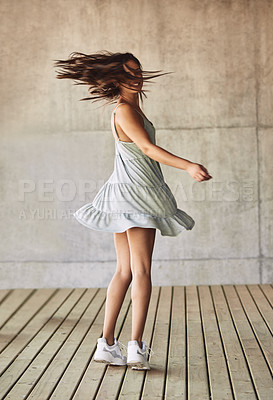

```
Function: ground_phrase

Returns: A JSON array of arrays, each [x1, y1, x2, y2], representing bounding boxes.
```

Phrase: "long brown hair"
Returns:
[[53, 51, 168, 103]]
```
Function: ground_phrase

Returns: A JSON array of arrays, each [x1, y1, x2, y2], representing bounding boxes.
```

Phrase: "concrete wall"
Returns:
[[0, 0, 272, 288]]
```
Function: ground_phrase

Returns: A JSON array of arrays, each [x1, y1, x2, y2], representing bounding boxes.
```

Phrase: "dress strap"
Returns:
[[111, 103, 135, 143], [113, 103, 127, 114], [113, 103, 145, 118], [111, 104, 126, 142]]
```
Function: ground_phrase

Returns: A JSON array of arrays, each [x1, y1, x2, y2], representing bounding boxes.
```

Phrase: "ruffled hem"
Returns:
[[73, 204, 195, 237]]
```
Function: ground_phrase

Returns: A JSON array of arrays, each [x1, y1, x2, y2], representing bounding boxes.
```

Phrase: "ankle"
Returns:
[[104, 336, 115, 346], [131, 339, 142, 348]]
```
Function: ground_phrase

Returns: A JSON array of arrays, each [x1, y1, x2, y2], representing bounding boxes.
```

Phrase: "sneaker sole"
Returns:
[[127, 361, 150, 370], [94, 358, 110, 364], [94, 358, 126, 366]]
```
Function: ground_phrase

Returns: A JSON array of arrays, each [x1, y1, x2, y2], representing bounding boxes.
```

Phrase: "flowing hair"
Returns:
[[53, 51, 168, 104]]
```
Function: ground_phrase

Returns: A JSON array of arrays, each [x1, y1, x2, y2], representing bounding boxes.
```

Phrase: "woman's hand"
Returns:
[[186, 162, 212, 182]]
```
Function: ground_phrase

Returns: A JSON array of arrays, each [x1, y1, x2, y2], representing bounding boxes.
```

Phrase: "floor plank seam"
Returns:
[[0, 289, 37, 332], [21, 289, 101, 400], [234, 286, 273, 376], [92, 297, 132, 400], [109, 300, 132, 400], [209, 286, 236, 400], [0, 289, 12, 307], [185, 286, 189, 400], [222, 286, 259, 399], [162, 286, 173, 400], [0, 289, 82, 399], [50, 289, 105, 400], [139, 286, 162, 400], [246, 285, 273, 335], [197, 286, 212, 400], [258, 285, 273, 308], [0, 290, 60, 360]]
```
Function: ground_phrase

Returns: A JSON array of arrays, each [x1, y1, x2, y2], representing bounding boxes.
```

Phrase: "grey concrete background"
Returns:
[[0, 0, 272, 288]]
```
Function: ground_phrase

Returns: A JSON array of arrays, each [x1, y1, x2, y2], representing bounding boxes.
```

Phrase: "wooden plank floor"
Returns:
[[0, 285, 272, 400]]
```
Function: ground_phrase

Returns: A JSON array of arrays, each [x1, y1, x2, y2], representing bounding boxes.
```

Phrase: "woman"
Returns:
[[54, 51, 212, 370]]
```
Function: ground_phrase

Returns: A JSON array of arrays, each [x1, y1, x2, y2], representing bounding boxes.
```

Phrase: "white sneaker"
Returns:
[[94, 337, 127, 366], [127, 340, 154, 370]]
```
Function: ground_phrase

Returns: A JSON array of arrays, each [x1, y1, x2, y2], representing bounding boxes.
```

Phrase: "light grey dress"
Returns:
[[73, 103, 195, 236]]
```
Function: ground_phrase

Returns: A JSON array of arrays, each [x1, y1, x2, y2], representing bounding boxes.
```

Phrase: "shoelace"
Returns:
[[143, 344, 154, 357], [117, 340, 155, 358], [117, 340, 128, 356]]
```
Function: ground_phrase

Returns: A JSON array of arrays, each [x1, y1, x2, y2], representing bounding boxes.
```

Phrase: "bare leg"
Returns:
[[126, 227, 156, 348], [102, 231, 132, 346]]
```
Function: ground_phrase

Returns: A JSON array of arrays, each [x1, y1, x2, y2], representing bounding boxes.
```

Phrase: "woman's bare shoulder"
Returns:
[[115, 103, 142, 122]]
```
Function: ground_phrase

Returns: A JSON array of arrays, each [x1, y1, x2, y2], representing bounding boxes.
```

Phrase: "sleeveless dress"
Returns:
[[73, 103, 195, 236]]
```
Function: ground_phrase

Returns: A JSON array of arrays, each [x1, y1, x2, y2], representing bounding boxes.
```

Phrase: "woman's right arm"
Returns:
[[143, 143, 212, 183], [116, 104, 212, 182]]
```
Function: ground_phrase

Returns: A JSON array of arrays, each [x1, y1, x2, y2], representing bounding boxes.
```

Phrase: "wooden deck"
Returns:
[[0, 285, 272, 399]]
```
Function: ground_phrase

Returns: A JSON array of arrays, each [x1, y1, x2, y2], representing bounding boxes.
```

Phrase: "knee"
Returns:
[[115, 269, 132, 284], [131, 270, 152, 299], [131, 261, 151, 279], [131, 269, 151, 281]]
